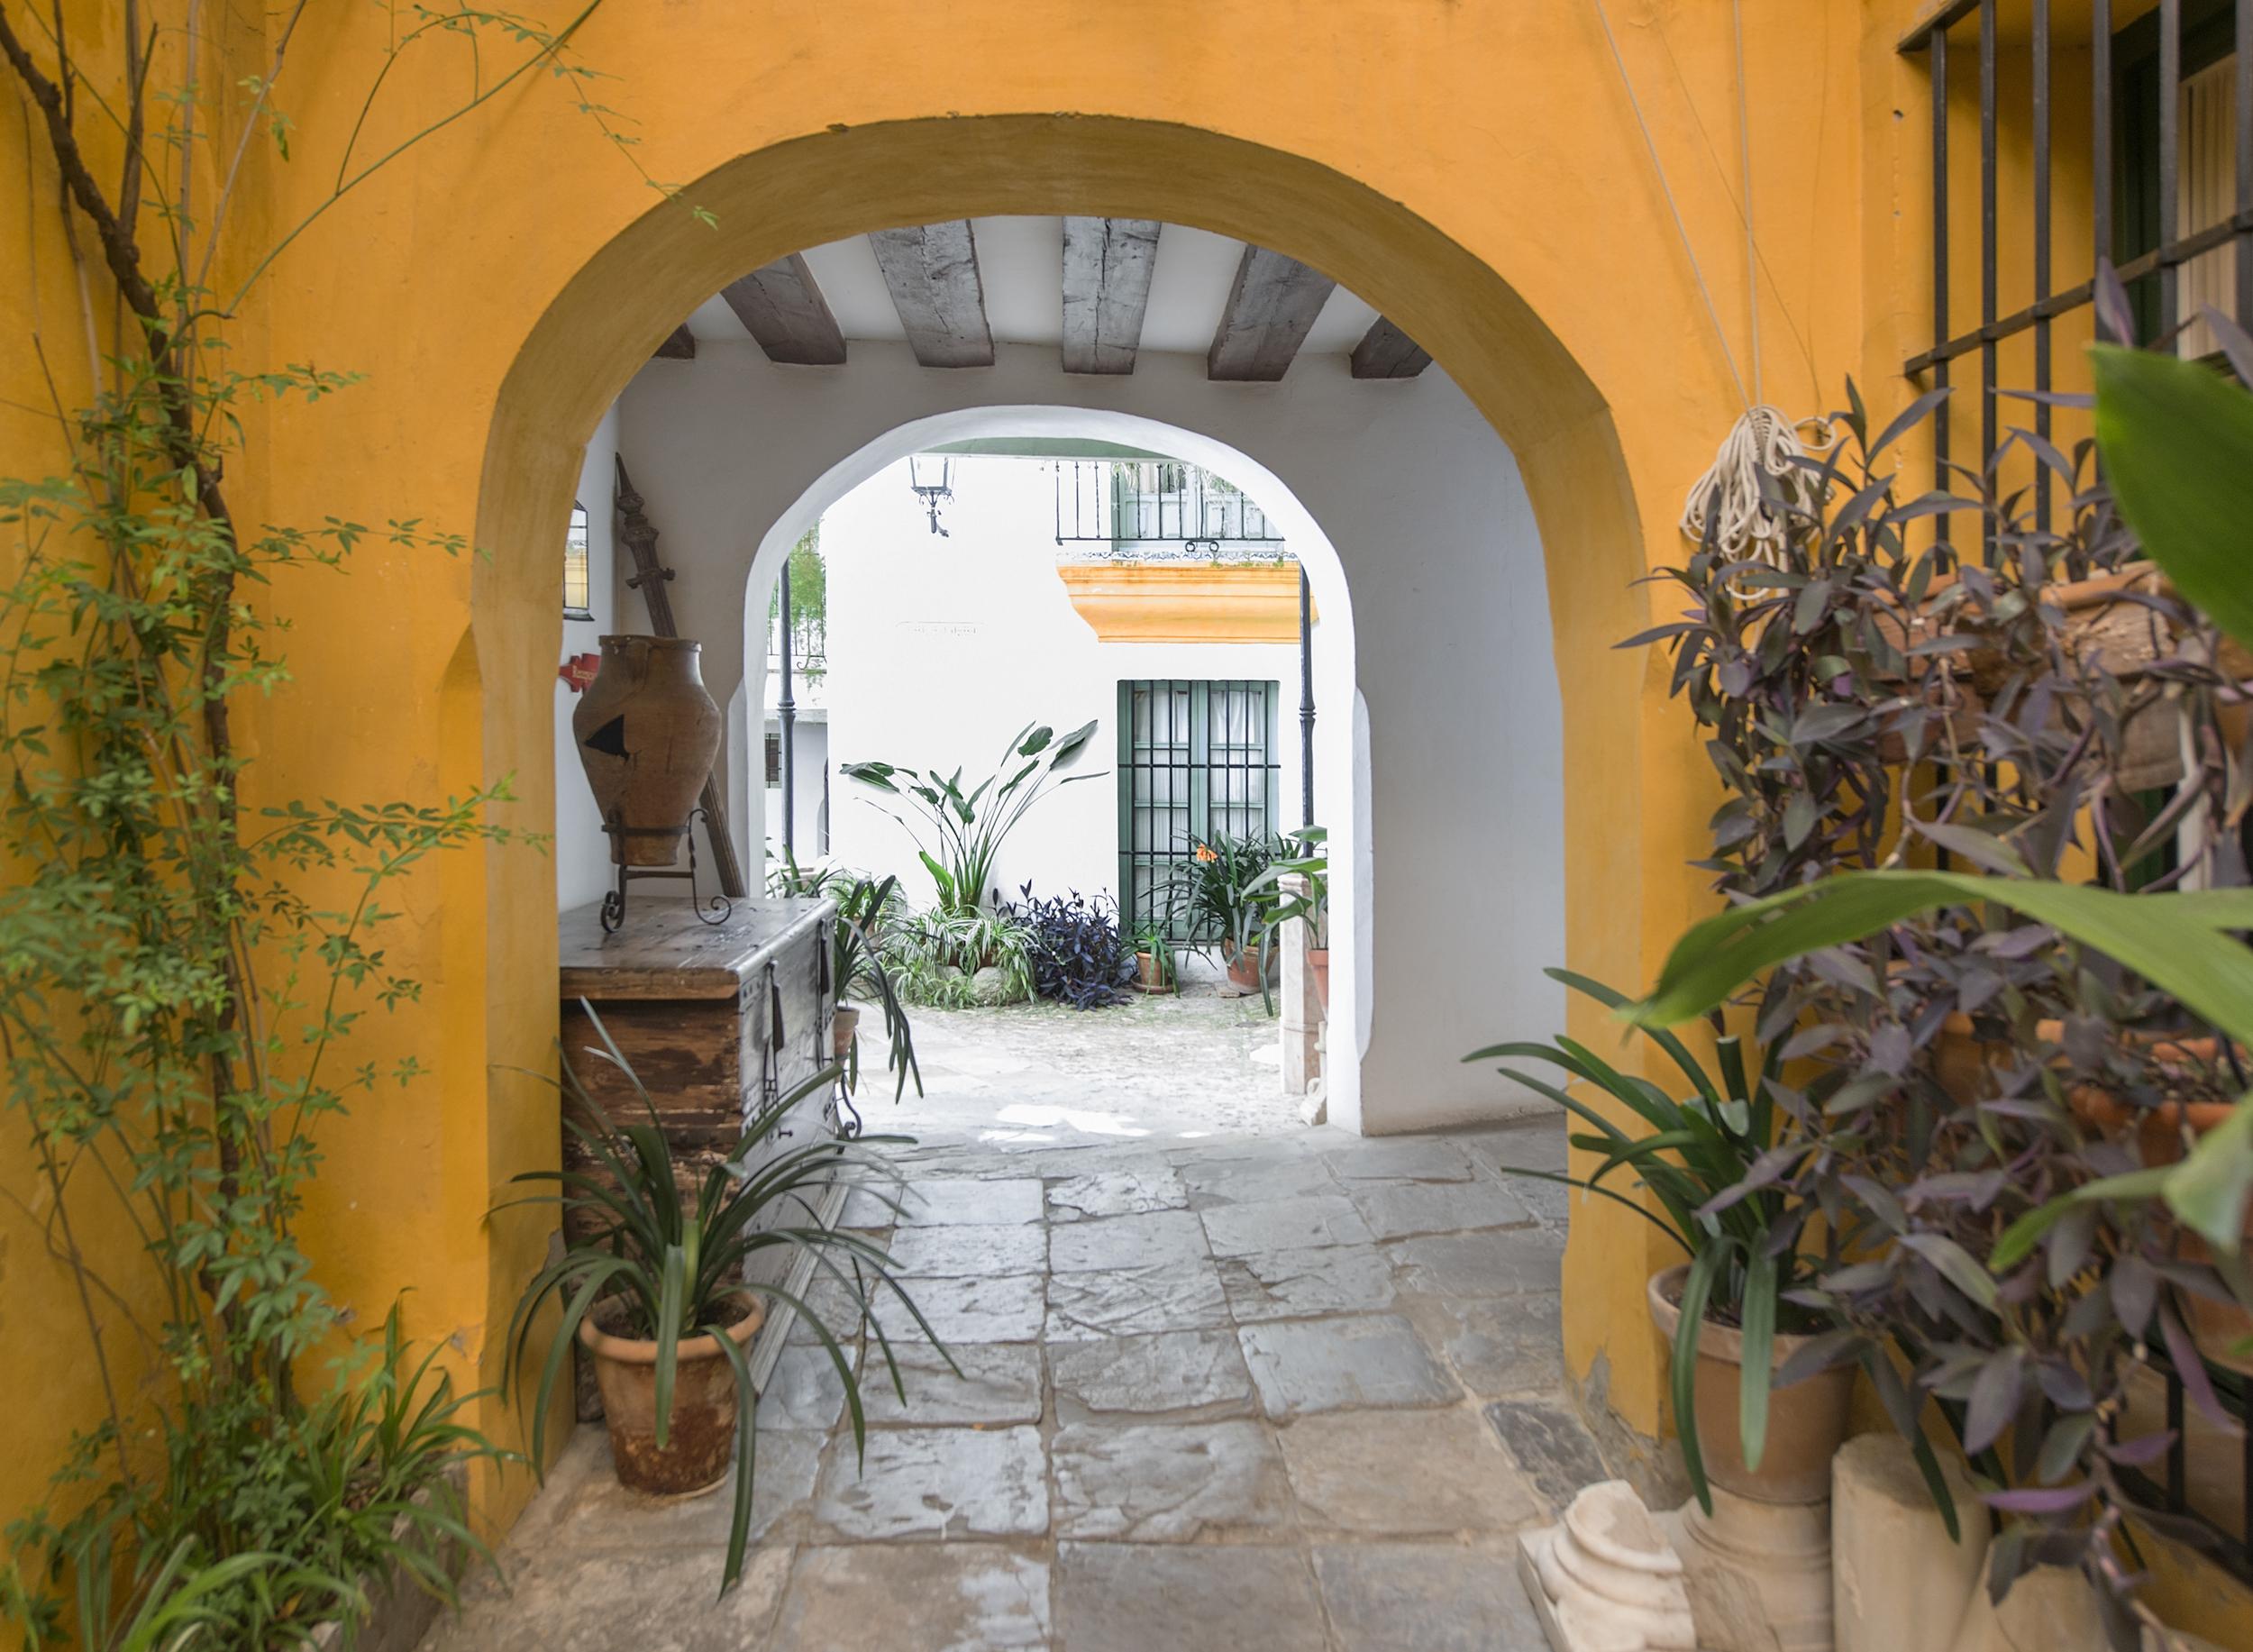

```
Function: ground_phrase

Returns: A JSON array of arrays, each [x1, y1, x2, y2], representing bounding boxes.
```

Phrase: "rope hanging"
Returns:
[[1678, 406, 1834, 567]]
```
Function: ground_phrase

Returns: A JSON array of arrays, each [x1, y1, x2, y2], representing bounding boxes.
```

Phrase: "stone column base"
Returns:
[[1516, 1479, 1700, 1650], [1656, 1487, 1831, 1652]]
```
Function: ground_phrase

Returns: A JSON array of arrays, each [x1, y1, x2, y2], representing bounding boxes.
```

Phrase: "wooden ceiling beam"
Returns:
[[1349, 317, 1432, 379], [1207, 248, 1336, 381], [1061, 217, 1161, 374], [720, 253, 847, 365], [868, 221, 994, 368], [653, 324, 697, 361]]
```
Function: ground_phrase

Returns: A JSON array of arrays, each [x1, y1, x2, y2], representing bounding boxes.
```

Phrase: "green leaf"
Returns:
[[2163, 1096, 2253, 1254], [1674, 1246, 1729, 1515], [2090, 344, 2253, 654], [1738, 1247, 1777, 1474], [1630, 872, 2253, 1050]]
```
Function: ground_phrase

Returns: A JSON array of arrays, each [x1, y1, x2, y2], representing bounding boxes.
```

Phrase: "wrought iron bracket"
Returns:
[[597, 807, 734, 933]]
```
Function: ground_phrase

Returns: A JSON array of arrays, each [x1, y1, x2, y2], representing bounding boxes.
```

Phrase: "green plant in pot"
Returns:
[[842, 720, 1100, 917], [1468, 969, 1847, 1511], [1169, 832, 1281, 990], [830, 873, 919, 1100], [1250, 826, 1330, 1011], [503, 1009, 945, 1594], [1131, 915, 1178, 992]]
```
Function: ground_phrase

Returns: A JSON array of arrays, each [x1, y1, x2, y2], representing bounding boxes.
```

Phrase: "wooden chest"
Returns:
[[558, 896, 840, 1387]]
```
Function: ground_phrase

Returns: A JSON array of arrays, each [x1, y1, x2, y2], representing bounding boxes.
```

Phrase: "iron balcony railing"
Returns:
[[1054, 460, 1289, 559]]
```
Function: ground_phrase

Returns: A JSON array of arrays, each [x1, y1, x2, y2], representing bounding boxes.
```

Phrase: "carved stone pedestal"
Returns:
[[1517, 1480, 1700, 1651], [1658, 1487, 1831, 1652]]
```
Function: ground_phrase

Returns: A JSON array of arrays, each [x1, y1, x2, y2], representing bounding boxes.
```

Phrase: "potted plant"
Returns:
[[504, 1007, 944, 1593], [1131, 917, 1177, 994], [829, 873, 918, 1099], [842, 719, 1101, 917], [1468, 970, 1850, 1511], [1168, 833, 1280, 991], [1251, 826, 1329, 1011], [1001, 883, 1136, 1009]]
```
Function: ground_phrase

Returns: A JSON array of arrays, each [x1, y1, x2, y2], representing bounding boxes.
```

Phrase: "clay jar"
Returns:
[[571, 635, 722, 867], [1647, 1266, 1856, 1506], [579, 1292, 764, 1496]]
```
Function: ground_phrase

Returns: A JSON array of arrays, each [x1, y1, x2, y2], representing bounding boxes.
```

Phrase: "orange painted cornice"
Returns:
[[1055, 562, 1312, 643]]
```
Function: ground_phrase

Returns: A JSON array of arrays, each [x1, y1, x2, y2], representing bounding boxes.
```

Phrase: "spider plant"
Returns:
[[833, 872, 919, 1100], [1465, 967, 1819, 1513], [501, 1007, 945, 1594]]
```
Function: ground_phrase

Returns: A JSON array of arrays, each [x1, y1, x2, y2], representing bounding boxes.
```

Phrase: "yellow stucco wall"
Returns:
[[1056, 564, 1313, 643], [3, 0, 2245, 1633]]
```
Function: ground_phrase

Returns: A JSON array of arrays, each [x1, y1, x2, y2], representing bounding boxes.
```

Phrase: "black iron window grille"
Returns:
[[1902, 0, 2253, 1584], [1056, 460, 1289, 560], [1116, 680, 1281, 942]]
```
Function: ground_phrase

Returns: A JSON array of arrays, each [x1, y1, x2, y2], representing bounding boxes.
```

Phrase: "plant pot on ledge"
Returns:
[[831, 1004, 861, 1061], [1646, 1266, 1855, 1506], [1307, 946, 1330, 1012], [579, 1291, 764, 1496]]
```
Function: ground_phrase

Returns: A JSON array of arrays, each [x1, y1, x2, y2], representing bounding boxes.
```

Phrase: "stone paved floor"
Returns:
[[425, 1007, 1585, 1650]]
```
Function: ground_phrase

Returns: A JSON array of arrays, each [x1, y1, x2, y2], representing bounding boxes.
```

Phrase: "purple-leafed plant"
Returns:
[[1631, 322, 2251, 1622]]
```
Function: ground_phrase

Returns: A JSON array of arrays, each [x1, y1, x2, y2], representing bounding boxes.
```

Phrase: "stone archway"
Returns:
[[464, 114, 1669, 1477]]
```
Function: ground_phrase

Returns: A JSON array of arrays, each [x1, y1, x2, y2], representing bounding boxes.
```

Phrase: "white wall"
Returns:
[[591, 340, 1564, 1134], [554, 402, 620, 914], [814, 456, 1302, 913]]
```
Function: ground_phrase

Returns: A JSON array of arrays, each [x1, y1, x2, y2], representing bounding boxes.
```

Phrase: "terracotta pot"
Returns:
[[1308, 947, 1331, 1011], [571, 635, 723, 868], [1223, 940, 1264, 991], [579, 1292, 764, 1496], [1647, 1266, 1854, 1506], [831, 1004, 861, 1060], [1134, 952, 1174, 994]]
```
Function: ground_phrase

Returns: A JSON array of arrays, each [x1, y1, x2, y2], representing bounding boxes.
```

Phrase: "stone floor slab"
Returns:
[[1483, 1397, 1611, 1514], [1281, 1408, 1544, 1535], [1312, 1541, 1548, 1651], [858, 1340, 1044, 1426], [1050, 1328, 1254, 1419], [1052, 1419, 1297, 1541], [1386, 1227, 1564, 1298], [863, 1270, 1046, 1343], [1321, 1136, 1481, 1182], [1044, 1258, 1231, 1341], [1199, 1193, 1373, 1256], [1238, 1313, 1462, 1418], [894, 1176, 1045, 1226], [1047, 1208, 1209, 1273], [421, 1544, 791, 1652], [881, 1218, 1049, 1276], [1175, 1151, 1340, 1208], [1348, 1178, 1535, 1240], [533, 1428, 823, 1551], [812, 1424, 1047, 1541], [1045, 1163, 1189, 1222], [764, 1543, 1049, 1651], [757, 1342, 848, 1432], [1434, 1291, 1567, 1397], [1216, 1241, 1400, 1322], [1055, 1542, 1329, 1652]]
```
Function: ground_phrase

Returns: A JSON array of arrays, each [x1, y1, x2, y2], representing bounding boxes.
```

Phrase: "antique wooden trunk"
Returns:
[[557, 895, 839, 1392]]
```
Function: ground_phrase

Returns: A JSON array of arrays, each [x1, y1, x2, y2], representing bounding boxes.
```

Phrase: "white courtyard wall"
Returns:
[[550, 340, 1561, 1132]]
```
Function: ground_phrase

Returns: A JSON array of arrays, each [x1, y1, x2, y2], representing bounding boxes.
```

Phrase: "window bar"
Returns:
[[1299, 570, 1315, 830], [1979, 0, 2000, 521], [779, 562, 796, 857], [1933, 23, 1954, 558], [2094, 0, 2114, 340], [2033, 0, 2054, 537], [2160, 0, 2183, 340], [2238, 0, 2253, 324]]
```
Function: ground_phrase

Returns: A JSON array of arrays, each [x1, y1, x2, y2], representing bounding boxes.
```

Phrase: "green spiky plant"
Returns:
[[842, 720, 1101, 915], [502, 1007, 947, 1595], [1468, 968, 1818, 1512]]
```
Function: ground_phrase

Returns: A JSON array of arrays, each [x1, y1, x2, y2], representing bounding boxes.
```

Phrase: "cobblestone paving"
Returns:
[[426, 1009, 1583, 1650]]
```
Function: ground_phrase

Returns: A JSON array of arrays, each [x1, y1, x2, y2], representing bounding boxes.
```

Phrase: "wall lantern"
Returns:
[[908, 454, 953, 537]]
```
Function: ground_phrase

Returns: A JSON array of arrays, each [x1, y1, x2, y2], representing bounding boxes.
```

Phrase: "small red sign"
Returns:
[[558, 652, 600, 692]]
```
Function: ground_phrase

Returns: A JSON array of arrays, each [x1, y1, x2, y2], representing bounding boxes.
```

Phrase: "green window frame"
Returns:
[[1116, 679, 1282, 941]]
